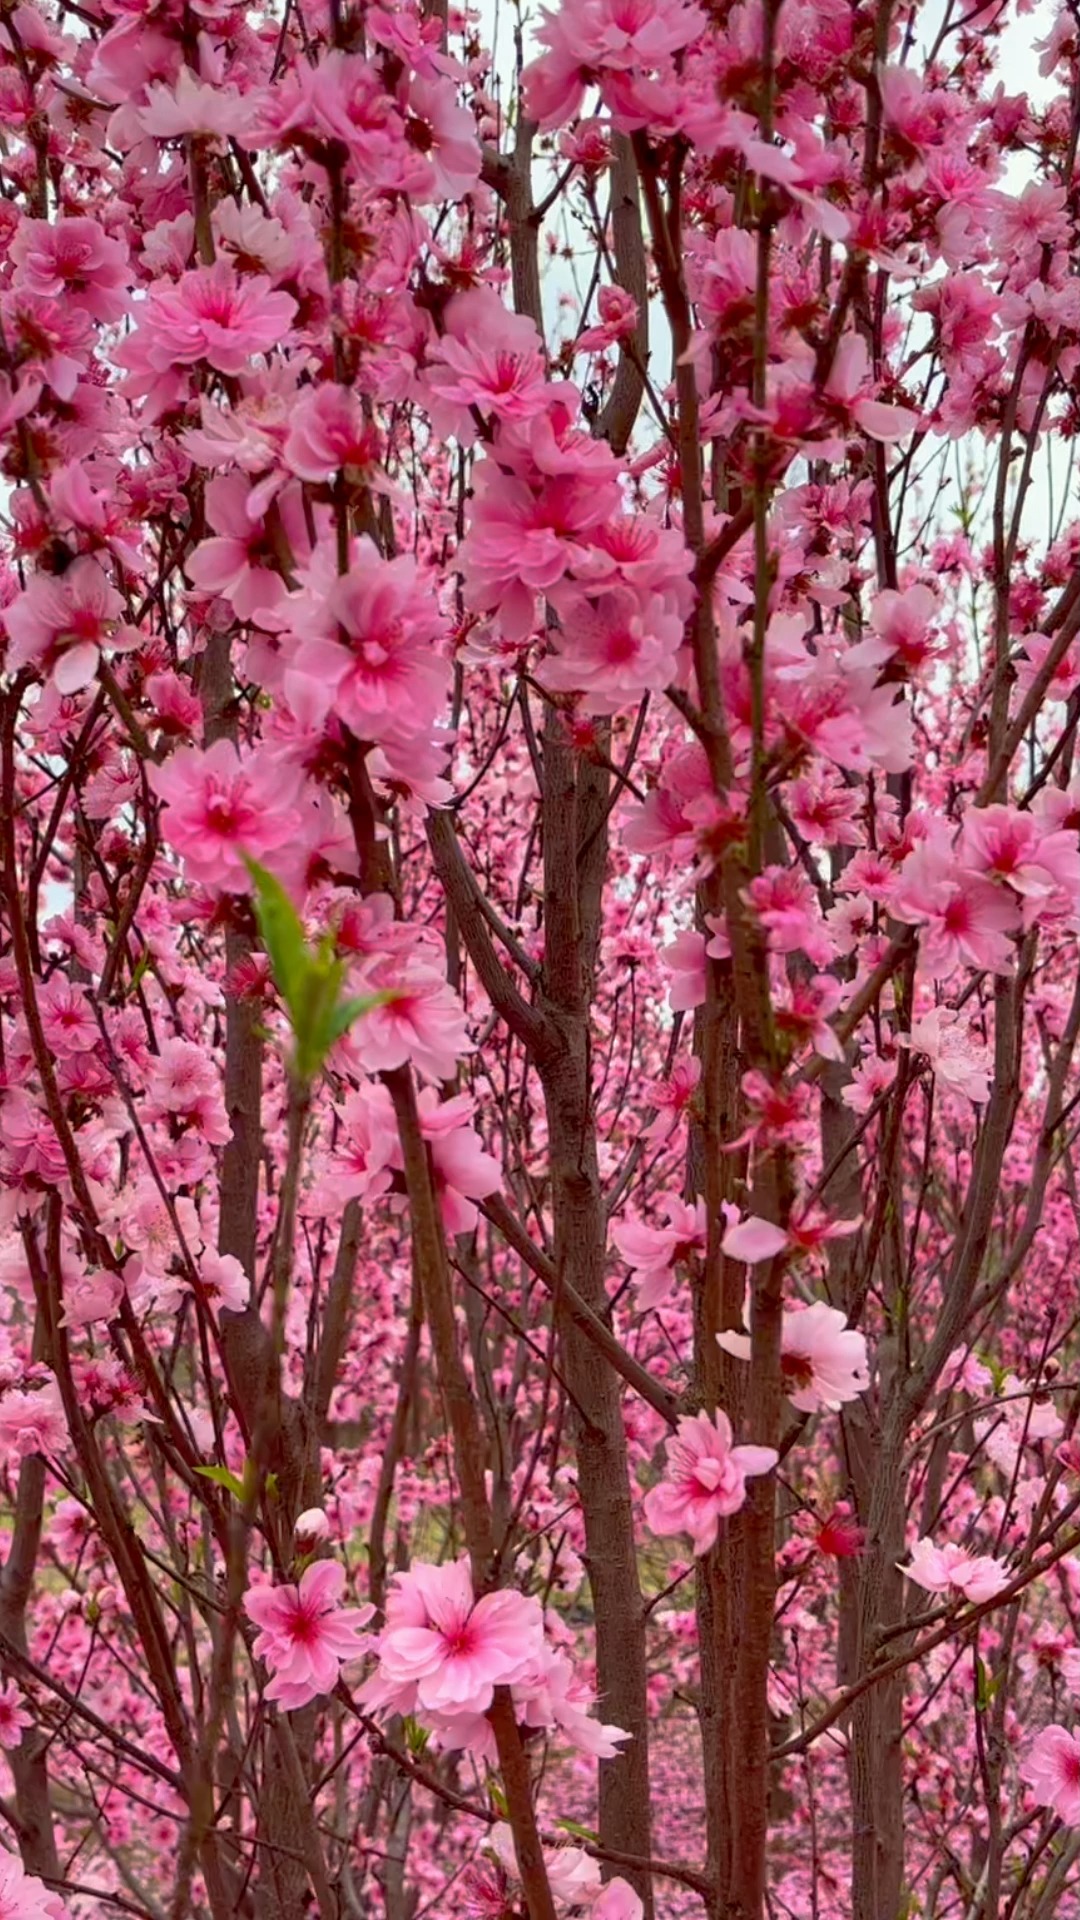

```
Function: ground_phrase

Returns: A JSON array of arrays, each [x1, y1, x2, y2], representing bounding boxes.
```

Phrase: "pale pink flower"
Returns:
[[367, 1557, 545, 1718], [405, 76, 481, 201], [197, 1251, 250, 1315], [523, 0, 706, 128], [642, 1410, 777, 1556], [959, 804, 1080, 925], [718, 1301, 869, 1413], [416, 1091, 501, 1235], [899, 1007, 992, 1102], [295, 1509, 330, 1546], [137, 66, 259, 141], [62, 1268, 123, 1330], [490, 1824, 601, 1908], [901, 1537, 1010, 1604], [11, 217, 130, 324], [643, 1055, 701, 1140], [847, 583, 940, 674], [283, 539, 449, 744], [149, 739, 300, 892], [592, 1883, 644, 1920], [245, 1560, 373, 1710], [0, 1384, 67, 1462], [0, 1686, 31, 1752], [346, 957, 472, 1083], [126, 263, 297, 376], [37, 977, 99, 1056], [1021, 1725, 1080, 1824], [0, 1852, 68, 1920], [842, 1054, 898, 1114], [611, 1198, 706, 1310]]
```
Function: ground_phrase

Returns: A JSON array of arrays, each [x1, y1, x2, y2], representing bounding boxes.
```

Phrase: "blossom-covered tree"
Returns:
[[4, 0, 1080, 1915]]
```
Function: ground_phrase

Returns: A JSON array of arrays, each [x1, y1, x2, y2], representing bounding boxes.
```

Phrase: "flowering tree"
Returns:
[[7, 0, 1080, 1914]]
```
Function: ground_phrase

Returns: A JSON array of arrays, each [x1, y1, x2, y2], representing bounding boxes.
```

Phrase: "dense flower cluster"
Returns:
[[2, 0, 1080, 1914]]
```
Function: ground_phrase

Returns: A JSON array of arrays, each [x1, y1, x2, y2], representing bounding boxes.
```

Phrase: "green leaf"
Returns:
[[323, 989, 397, 1048], [195, 1465, 246, 1501], [554, 1819, 600, 1843], [404, 1717, 430, 1756], [487, 1781, 508, 1819], [244, 858, 310, 1021]]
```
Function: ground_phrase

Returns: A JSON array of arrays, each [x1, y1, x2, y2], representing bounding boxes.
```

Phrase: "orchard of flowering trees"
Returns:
[[11, 0, 1080, 1917]]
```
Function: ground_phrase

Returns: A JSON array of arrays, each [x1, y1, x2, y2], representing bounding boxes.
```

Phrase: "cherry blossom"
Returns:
[[643, 1411, 778, 1556], [1021, 1726, 1080, 1826], [900, 1538, 1010, 1605], [718, 1302, 869, 1413], [244, 1562, 373, 1711]]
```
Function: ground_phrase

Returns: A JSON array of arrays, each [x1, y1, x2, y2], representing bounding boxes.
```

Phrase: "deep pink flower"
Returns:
[[538, 587, 683, 714], [643, 1410, 777, 1556], [149, 739, 301, 892], [1021, 1726, 1080, 1824], [891, 831, 1020, 977], [3, 557, 133, 694], [11, 217, 130, 323], [126, 263, 297, 376], [245, 1561, 372, 1710], [0, 1685, 31, 1752]]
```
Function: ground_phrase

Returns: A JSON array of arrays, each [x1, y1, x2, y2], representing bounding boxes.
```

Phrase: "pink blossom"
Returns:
[[611, 1198, 706, 1310], [899, 1008, 992, 1102], [149, 739, 301, 892], [186, 476, 309, 624], [137, 66, 259, 141], [366, 1557, 545, 1718], [0, 1853, 68, 1920], [539, 588, 683, 714], [523, 0, 706, 129], [0, 1384, 67, 1462], [0, 1686, 31, 1752], [490, 1824, 601, 1909], [576, 284, 640, 352], [346, 957, 472, 1083], [3, 557, 133, 694], [592, 1882, 645, 1920], [718, 1301, 869, 1413], [426, 291, 548, 442], [295, 1509, 331, 1546], [11, 217, 130, 324], [959, 804, 1080, 924], [283, 386, 383, 484], [900, 1537, 1010, 1604], [891, 831, 1020, 977], [416, 1092, 502, 1235], [848, 584, 940, 674], [197, 1251, 250, 1315], [643, 1410, 777, 1555], [124, 263, 297, 377], [1021, 1726, 1080, 1823], [244, 1560, 373, 1710]]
